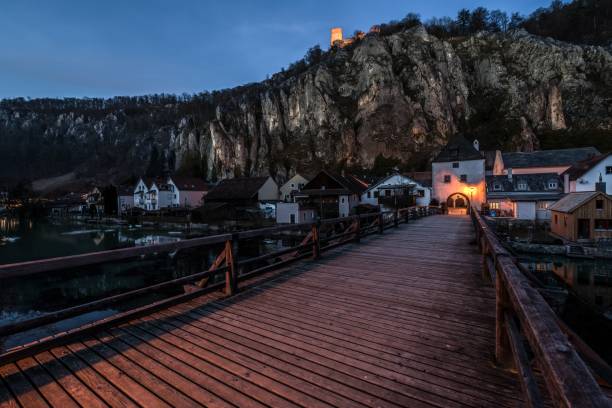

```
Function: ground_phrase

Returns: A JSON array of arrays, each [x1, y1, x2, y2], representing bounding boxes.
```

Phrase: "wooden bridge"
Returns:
[[0, 210, 611, 407]]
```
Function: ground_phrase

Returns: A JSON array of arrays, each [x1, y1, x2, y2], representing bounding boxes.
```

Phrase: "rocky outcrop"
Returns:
[[0, 27, 610, 185]]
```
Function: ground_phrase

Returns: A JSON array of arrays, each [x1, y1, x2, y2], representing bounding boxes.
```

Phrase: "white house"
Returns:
[[276, 202, 318, 224], [563, 153, 612, 195], [134, 176, 210, 211], [432, 135, 486, 214], [486, 172, 564, 221], [134, 178, 149, 210], [360, 173, 431, 210], [279, 174, 309, 202]]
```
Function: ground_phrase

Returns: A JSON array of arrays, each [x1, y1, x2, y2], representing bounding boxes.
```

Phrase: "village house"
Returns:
[[279, 174, 309, 202], [360, 173, 424, 211], [492, 147, 601, 176], [48, 193, 87, 217], [550, 189, 612, 242], [486, 172, 564, 221], [133, 176, 210, 211], [563, 153, 612, 195], [205, 176, 279, 211], [432, 135, 486, 214], [117, 186, 134, 215], [293, 170, 368, 219]]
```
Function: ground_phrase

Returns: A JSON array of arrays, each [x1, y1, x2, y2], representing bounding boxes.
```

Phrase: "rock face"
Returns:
[[0, 27, 611, 185]]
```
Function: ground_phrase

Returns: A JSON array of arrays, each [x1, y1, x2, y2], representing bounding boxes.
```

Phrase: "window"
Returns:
[[596, 200, 604, 210], [489, 202, 500, 210], [517, 182, 527, 191], [595, 220, 612, 230], [493, 183, 502, 191], [341, 197, 345, 203], [452, 162, 459, 168], [548, 181, 558, 189], [554, 214, 558, 224], [460, 175, 467, 183], [291, 183, 295, 188], [564, 216, 567, 227], [417, 189, 425, 197], [606, 166, 612, 174], [367, 192, 371, 198], [443, 175, 451, 183], [374, 191, 379, 198], [537, 201, 549, 210]]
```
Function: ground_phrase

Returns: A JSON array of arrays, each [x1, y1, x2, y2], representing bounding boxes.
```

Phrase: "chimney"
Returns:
[[596, 173, 607, 193], [507, 168, 513, 181], [473, 139, 480, 152], [563, 173, 570, 193]]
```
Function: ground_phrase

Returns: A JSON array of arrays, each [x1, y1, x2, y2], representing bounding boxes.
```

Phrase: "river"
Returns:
[[520, 254, 612, 364], [0, 215, 294, 348]]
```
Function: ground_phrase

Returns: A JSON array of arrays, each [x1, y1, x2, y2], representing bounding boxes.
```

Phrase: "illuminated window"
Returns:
[[489, 202, 500, 209], [537, 201, 549, 209]]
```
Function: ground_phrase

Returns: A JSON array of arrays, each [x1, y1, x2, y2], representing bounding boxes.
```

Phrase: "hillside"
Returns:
[[1, 24, 611, 189]]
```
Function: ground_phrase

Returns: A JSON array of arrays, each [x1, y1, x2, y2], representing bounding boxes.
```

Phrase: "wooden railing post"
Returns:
[[378, 213, 384, 234], [312, 222, 321, 259], [404, 208, 409, 224], [225, 233, 239, 296], [394, 209, 399, 227], [495, 268, 513, 368], [354, 216, 361, 243]]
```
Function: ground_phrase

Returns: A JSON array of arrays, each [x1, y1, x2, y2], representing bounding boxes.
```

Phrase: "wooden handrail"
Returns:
[[0, 206, 436, 364], [471, 210, 610, 407]]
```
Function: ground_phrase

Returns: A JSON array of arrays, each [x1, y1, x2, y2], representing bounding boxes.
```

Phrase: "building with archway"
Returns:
[[432, 135, 486, 214]]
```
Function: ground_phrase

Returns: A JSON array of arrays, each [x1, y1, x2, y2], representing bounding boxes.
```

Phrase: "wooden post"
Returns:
[[312, 222, 321, 259], [224, 233, 239, 296], [394, 209, 399, 227], [404, 209, 409, 224], [378, 213, 384, 234], [354, 216, 361, 243], [495, 269, 513, 368]]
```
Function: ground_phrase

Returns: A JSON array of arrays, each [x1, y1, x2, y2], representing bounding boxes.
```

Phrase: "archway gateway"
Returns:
[[447, 193, 470, 215]]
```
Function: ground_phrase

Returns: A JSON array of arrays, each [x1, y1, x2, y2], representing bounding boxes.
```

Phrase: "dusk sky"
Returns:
[[0, 0, 552, 99]]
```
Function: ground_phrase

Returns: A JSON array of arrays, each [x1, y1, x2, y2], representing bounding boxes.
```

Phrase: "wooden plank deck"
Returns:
[[0, 215, 527, 407]]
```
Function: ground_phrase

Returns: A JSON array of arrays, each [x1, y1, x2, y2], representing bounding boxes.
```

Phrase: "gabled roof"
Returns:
[[549, 191, 606, 213], [205, 177, 270, 201], [365, 173, 415, 192], [433, 135, 482, 163], [486, 173, 563, 193], [404, 171, 432, 188], [502, 147, 600, 169], [563, 153, 611, 181], [171, 176, 211, 192], [300, 170, 369, 196]]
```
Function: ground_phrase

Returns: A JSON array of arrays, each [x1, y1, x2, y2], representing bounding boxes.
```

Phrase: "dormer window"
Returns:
[[517, 182, 527, 191], [493, 183, 502, 191], [548, 181, 558, 189]]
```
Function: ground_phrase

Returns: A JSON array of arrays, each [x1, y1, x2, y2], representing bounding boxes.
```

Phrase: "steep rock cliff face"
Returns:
[[0, 27, 610, 185]]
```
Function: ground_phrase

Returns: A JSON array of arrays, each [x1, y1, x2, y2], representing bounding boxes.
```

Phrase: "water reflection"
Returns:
[[520, 255, 612, 363]]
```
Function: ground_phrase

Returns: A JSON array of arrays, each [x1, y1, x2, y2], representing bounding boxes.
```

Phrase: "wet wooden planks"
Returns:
[[0, 215, 531, 407]]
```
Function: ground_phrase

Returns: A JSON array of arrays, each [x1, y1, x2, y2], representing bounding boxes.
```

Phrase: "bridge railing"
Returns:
[[0, 205, 438, 364], [471, 209, 610, 407]]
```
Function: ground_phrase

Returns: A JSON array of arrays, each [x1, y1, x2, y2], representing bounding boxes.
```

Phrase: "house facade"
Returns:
[[276, 202, 318, 224], [133, 176, 209, 211], [563, 153, 612, 195], [117, 186, 134, 215], [432, 135, 486, 214], [279, 174, 309, 202], [486, 173, 563, 221], [360, 173, 428, 210], [296, 171, 368, 219], [550, 190, 612, 242]]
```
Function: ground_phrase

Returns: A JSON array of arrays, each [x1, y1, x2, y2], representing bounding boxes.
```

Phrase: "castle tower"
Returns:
[[330, 27, 343, 46]]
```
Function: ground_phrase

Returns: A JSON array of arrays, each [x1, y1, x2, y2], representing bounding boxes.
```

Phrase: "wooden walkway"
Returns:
[[0, 215, 527, 407]]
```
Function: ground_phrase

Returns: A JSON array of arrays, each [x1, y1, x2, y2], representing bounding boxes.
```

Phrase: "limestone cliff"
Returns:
[[0, 27, 610, 186]]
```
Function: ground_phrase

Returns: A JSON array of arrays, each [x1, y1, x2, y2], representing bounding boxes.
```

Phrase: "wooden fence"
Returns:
[[471, 210, 611, 407], [0, 206, 434, 365]]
